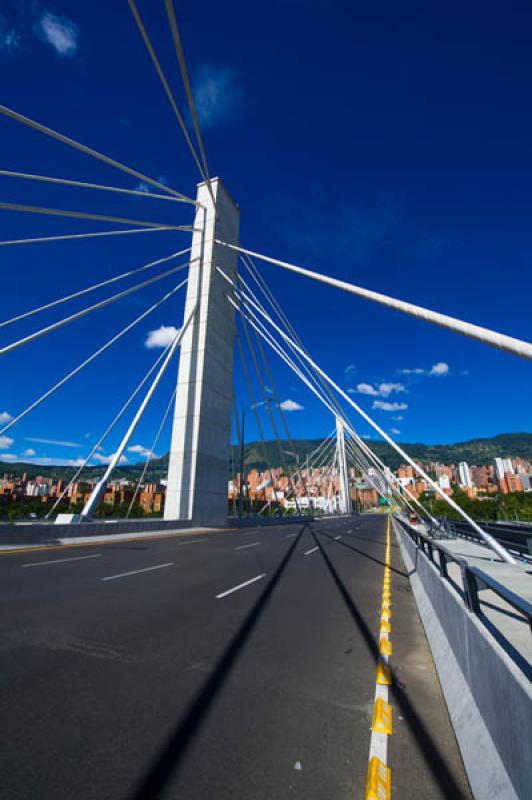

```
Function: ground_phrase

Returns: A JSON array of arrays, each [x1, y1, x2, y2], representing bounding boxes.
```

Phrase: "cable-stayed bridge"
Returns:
[[0, 4, 531, 800]]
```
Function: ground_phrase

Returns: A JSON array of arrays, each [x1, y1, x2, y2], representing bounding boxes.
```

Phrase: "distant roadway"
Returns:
[[0, 515, 471, 799]]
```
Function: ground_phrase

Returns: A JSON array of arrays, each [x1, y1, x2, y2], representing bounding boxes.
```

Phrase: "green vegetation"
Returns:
[[421, 490, 532, 522]]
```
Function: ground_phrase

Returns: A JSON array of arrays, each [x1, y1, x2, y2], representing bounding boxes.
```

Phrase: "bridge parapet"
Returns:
[[394, 514, 532, 800]]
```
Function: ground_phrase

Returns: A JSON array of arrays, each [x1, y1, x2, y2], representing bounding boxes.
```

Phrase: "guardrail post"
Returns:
[[439, 549, 448, 579], [462, 566, 481, 614]]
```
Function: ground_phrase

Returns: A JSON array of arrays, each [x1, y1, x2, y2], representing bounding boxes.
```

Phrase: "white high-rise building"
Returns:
[[494, 458, 506, 480], [458, 461, 472, 488], [438, 474, 451, 490]]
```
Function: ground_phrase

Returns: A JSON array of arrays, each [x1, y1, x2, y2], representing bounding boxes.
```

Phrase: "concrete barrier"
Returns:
[[0, 518, 197, 545], [393, 518, 532, 800]]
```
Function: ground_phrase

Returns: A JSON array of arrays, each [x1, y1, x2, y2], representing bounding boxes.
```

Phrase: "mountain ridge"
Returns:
[[2, 432, 532, 480]]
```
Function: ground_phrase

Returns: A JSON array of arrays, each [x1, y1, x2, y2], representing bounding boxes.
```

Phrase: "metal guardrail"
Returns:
[[395, 516, 532, 640], [438, 518, 532, 560]]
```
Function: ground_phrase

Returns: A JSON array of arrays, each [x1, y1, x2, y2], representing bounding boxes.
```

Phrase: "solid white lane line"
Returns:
[[178, 538, 208, 545], [22, 553, 102, 568], [235, 542, 261, 550], [216, 573, 266, 599], [101, 562, 174, 581], [334, 535, 342, 540], [304, 546, 319, 555]]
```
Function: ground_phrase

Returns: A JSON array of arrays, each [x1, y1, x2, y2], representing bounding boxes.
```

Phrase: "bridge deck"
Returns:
[[0, 515, 471, 799]]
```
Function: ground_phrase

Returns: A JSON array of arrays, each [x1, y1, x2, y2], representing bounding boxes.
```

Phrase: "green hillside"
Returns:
[[2, 432, 532, 480]]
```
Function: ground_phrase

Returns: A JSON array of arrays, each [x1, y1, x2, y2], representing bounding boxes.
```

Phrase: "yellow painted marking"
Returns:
[[379, 636, 392, 656], [365, 756, 391, 800], [380, 620, 391, 634], [372, 697, 393, 734], [376, 660, 392, 686], [380, 610, 391, 624]]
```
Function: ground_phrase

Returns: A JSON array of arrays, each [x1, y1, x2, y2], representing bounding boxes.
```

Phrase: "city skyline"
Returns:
[[1, 1, 532, 469]]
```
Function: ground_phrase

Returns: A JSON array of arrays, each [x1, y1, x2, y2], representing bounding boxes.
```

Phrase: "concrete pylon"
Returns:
[[164, 178, 240, 524], [336, 416, 351, 515]]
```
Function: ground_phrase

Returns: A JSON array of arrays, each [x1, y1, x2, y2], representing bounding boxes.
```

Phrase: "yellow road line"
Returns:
[[365, 512, 393, 800]]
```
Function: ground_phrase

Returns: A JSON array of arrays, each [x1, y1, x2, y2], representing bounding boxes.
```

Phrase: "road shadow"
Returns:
[[318, 531, 409, 578], [311, 528, 471, 800], [127, 522, 309, 799]]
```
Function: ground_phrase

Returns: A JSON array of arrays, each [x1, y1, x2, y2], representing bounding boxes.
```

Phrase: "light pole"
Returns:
[[239, 409, 246, 521]]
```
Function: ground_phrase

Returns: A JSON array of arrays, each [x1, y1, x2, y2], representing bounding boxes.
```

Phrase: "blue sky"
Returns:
[[1, 0, 531, 468]]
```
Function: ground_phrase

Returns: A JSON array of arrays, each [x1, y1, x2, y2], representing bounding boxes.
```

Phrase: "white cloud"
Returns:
[[127, 444, 156, 459], [1, 453, 17, 461], [35, 11, 79, 57], [372, 401, 408, 412], [280, 399, 304, 412], [351, 381, 405, 397], [391, 415, 404, 421], [430, 362, 449, 376], [0, 411, 12, 425], [344, 364, 357, 381], [93, 453, 128, 465], [193, 64, 242, 127], [400, 362, 449, 377], [0, 435, 14, 450], [0, 18, 21, 53], [390, 427, 401, 435], [144, 325, 179, 349], [22, 448, 36, 457], [378, 382, 405, 397], [353, 382, 380, 396], [26, 437, 81, 448]]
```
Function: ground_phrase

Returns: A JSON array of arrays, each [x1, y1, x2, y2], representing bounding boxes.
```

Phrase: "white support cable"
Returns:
[[126, 385, 178, 518], [346, 428, 436, 523], [255, 432, 333, 517], [0, 103, 198, 205], [236, 335, 282, 512], [227, 281, 417, 518], [0, 227, 173, 248], [0, 169, 188, 203], [46, 342, 173, 519], [230, 279, 420, 520], [345, 439, 404, 513], [238, 259, 344, 418], [219, 242, 532, 362], [311, 437, 337, 473], [81, 303, 198, 519], [1, 247, 191, 329], [163, 0, 212, 188], [127, 0, 208, 186], [229, 286, 499, 549], [0, 259, 195, 357], [235, 286, 517, 563], [239, 313, 301, 515], [0, 201, 193, 231], [229, 286, 449, 518], [249, 321, 312, 508], [0, 278, 188, 437]]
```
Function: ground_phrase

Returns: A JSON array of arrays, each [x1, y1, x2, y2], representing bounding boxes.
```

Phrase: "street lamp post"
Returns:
[[239, 409, 246, 521]]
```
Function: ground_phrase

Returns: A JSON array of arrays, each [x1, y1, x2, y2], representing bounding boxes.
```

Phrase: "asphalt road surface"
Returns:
[[0, 515, 472, 799]]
